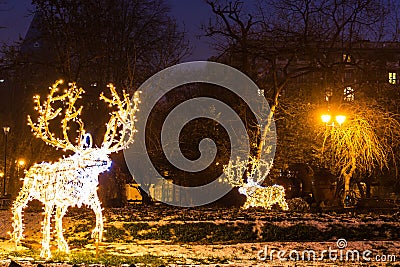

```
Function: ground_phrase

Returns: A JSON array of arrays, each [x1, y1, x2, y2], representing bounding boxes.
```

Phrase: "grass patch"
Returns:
[[123, 222, 152, 239], [128, 222, 258, 243], [68, 251, 165, 266], [67, 238, 89, 247], [104, 225, 129, 242], [8, 249, 40, 260]]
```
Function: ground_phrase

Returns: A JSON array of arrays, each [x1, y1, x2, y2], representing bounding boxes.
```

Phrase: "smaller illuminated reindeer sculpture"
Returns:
[[10, 80, 140, 259], [223, 157, 288, 210]]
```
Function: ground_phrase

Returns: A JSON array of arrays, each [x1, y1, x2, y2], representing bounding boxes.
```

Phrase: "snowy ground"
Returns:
[[0, 207, 399, 266]]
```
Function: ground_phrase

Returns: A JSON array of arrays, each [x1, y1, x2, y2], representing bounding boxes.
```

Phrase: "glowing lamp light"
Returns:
[[321, 114, 331, 123], [18, 160, 25, 166], [335, 115, 346, 125], [321, 113, 346, 126]]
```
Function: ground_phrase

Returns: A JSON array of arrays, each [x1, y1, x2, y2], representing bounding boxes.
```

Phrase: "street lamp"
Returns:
[[321, 113, 346, 126], [321, 114, 332, 124], [18, 159, 25, 167], [3, 126, 9, 196], [335, 115, 346, 126], [16, 159, 26, 177]]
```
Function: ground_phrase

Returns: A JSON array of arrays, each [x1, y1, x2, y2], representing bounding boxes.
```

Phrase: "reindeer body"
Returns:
[[12, 150, 111, 258], [224, 157, 289, 211], [21, 150, 111, 206], [11, 81, 140, 259], [238, 182, 289, 210]]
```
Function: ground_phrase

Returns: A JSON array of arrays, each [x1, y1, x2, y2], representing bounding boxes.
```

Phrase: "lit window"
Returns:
[[325, 88, 333, 102], [344, 86, 354, 101], [343, 54, 351, 63], [389, 72, 397, 84]]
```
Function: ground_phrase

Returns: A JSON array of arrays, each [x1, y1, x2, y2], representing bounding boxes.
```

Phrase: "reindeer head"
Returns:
[[28, 80, 140, 171], [238, 178, 260, 196], [72, 133, 112, 174]]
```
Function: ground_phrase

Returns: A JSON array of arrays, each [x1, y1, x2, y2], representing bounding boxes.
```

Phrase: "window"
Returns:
[[325, 87, 333, 102], [344, 86, 354, 101], [389, 72, 397, 84], [344, 72, 352, 79], [276, 57, 288, 65], [343, 54, 351, 63]]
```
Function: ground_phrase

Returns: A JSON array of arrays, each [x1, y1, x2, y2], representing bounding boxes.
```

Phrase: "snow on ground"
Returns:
[[0, 208, 399, 266], [1, 240, 399, 266]]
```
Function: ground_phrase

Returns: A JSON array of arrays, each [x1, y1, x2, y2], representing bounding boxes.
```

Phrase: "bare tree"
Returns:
[[202, 0, 262, 75], [0, 0, 190, 199], [204, 0, 390, 164], [31, 0, 190, 87]]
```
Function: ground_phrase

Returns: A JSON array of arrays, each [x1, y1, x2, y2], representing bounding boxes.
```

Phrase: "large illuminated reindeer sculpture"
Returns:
[[223, 157, 288, 210], [10, 80, 140, 259]]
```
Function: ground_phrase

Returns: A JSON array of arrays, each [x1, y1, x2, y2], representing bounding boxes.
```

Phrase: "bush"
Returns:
[[287, 198, 310, 212]]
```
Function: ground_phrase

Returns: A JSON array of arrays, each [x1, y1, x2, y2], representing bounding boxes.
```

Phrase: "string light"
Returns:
[[223, 157, 289, 210], [238, 181, 289, 210], [10, 80, 140, 259]]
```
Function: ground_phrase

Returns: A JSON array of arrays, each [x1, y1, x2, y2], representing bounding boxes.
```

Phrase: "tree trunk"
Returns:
[[342, 157, 356, 206], [138, 185, 153, 205], [255, 81, 288, 160], [343, 173, 351, 205], [366, 182, 371, 198], [357, 181, 365, 199]]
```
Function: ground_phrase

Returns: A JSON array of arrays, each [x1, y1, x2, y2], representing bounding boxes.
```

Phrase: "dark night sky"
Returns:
[[0, 0, 215, 61], [0, 0, 32, 44]]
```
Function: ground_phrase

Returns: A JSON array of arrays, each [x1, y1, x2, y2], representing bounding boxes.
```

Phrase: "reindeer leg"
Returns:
[[55, 205, 69, 253], [242, 200, 250, 209], [10, 184, 32, 246], [88, 192, 103, 242], [40, 204, 54, 259], [280, 198, 289, 211], [278, 187, 289, 211]]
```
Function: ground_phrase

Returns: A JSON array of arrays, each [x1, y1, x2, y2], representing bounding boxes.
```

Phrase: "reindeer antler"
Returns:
[[223, 156, 274, 187], [28, 80, 85, 152], [100, 84, 140, 153], [246, 157, 273, 185], [223, 157, 247, 187]]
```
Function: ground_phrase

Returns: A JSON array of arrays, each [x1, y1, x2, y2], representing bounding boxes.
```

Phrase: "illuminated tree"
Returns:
[[317, 102, 400, 204]]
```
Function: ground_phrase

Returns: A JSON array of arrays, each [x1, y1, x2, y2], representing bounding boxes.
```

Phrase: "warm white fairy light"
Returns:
[[223, 157, 289, 210], [238, 181, 289, 210], [10, 80, 140, 259]]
